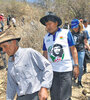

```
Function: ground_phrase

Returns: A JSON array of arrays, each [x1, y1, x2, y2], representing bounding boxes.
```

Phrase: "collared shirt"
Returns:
[[6, 47, 53, 100], [43, 28, 75, 72], [43, 28, 75, 51], [84, 25, 90, 44]]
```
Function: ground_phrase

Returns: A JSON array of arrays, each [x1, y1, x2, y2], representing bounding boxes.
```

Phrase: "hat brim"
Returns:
[[71, 24, 79, 29], [0, 37, 21, 44], [40, 15, 62, 26]]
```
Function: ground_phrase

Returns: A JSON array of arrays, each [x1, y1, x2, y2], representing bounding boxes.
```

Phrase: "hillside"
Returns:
[[0, 1, 47, 99], [0, 1, 47, 51]]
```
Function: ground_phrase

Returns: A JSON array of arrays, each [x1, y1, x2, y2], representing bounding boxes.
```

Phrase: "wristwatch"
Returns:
[[73, 64, 79, 67]]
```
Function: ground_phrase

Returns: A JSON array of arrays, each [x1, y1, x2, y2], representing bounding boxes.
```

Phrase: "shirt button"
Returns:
[[20, 91, 23, 95], [17, 82, 20, 85], [16, 73, 19, 75]]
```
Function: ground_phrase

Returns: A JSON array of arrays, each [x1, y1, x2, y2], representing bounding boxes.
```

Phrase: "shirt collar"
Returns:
[[9, 47, 22, 62], [48, 28, 61, 36], [14, 47, 21, 57]]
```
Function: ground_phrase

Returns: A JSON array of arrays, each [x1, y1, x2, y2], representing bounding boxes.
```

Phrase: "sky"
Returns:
[[26, 0, 38, 3], [16, 0, 38, 3], [17, 0, 54, 4]]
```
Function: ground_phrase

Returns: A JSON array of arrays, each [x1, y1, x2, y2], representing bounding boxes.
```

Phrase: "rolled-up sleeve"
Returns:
[[6, 71, 17, 100], [31, 49, 53, 89]]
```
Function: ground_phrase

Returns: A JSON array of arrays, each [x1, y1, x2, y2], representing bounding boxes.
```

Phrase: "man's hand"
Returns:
[[38, 88, 48, 100], [73, 66, 79, 79]]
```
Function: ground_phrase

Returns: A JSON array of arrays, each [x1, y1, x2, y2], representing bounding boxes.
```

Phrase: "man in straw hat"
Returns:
[[0, 29, 53, 100], [40, 12, 79, 100]]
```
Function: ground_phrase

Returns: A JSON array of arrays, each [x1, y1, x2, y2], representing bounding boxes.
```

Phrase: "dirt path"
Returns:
[[0, 64, 90, 100], [71, 63, 90, 100]]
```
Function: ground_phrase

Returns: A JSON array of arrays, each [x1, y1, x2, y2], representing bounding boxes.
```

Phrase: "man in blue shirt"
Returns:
[[0, 29, 53, 100], [40, 12, 79, 100]]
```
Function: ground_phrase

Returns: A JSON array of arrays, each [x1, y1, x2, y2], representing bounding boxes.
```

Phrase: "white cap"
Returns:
[[1, 13, 4, 16]]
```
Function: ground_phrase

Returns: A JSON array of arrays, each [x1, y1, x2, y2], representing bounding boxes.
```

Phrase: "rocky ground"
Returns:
[[71, 63, 90, 100]]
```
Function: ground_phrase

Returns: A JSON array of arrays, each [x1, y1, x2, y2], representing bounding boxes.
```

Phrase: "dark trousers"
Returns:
[[16, 92, 39, 100], [50, 71, 72, 100]]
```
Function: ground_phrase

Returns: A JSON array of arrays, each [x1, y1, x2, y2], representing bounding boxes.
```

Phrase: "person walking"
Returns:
[[83, 19, 90, 73], [40, 12, 79, 100], [7, 15, 12, 28], [0, 13, 4, 31], [71, 19, 89, 87], [0, 29, 53, 100], [11, 16, 16, 29]]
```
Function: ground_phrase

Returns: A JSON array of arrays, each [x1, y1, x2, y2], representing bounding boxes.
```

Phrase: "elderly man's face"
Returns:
[[0, 40, 18, 56], [45, 21, 58, 34]]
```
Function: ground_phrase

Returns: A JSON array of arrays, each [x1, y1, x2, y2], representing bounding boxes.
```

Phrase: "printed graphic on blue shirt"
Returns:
[[48, 44, 64, 62]]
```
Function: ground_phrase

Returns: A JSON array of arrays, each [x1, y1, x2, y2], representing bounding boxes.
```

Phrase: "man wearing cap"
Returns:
[[0, 29, 53, 100], [40, 12, 79, 100]]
